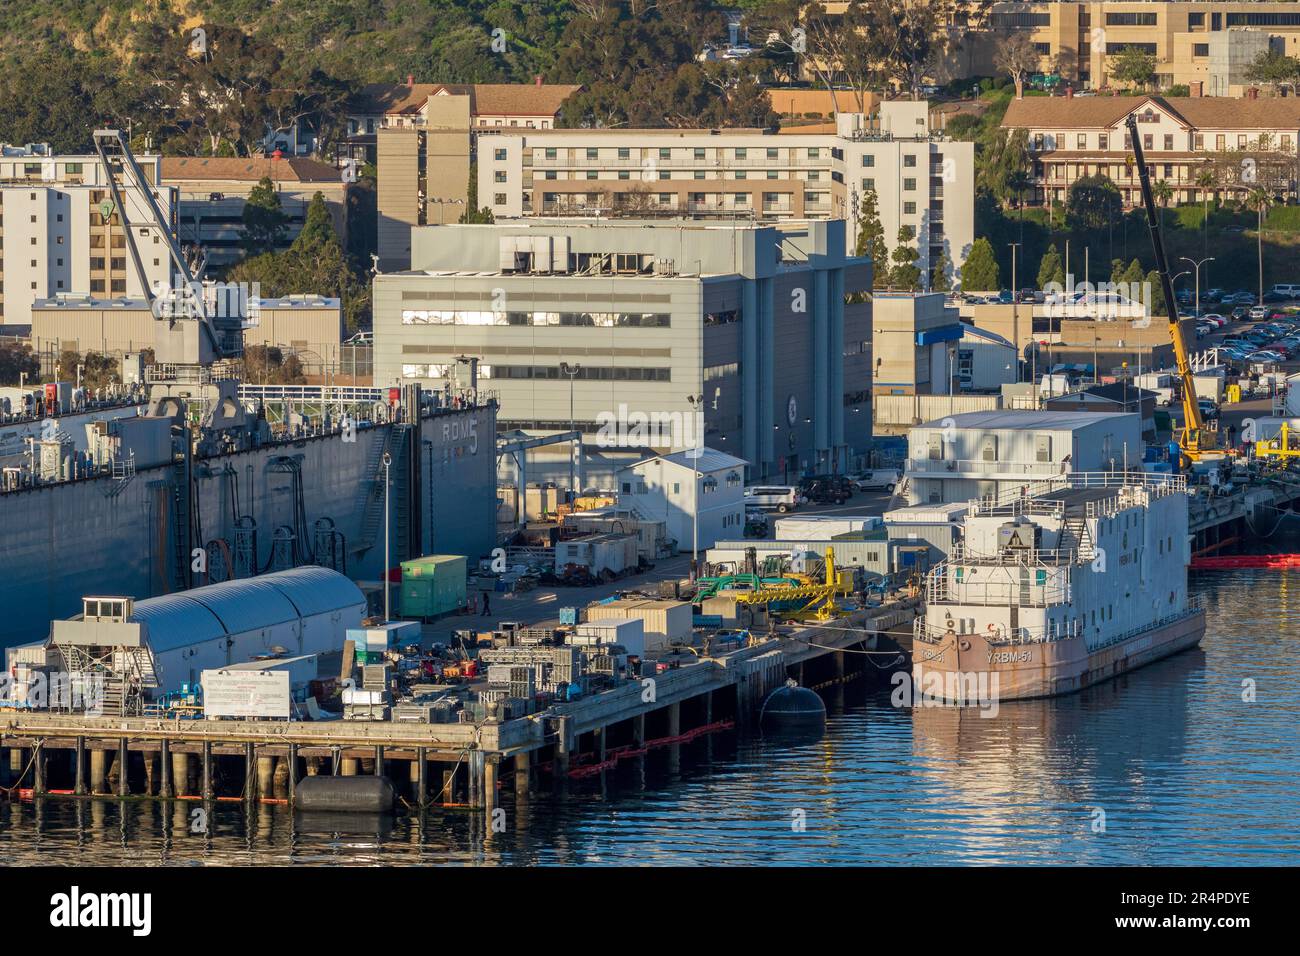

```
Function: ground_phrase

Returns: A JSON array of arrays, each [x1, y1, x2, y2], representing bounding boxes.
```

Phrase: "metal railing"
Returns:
[[965, 471, 1186, 519], [914, 615, 1083, 646]]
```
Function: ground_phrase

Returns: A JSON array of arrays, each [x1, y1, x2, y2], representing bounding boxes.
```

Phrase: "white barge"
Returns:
[[912, 472, 1205, 701]]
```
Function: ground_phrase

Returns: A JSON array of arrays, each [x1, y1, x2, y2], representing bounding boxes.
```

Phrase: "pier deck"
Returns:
[[1, 598, 919, 813]]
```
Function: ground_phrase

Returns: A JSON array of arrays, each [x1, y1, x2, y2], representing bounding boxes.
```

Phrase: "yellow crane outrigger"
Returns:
[[731, 547, 854, 622], [1127, 113, 1220, 465]]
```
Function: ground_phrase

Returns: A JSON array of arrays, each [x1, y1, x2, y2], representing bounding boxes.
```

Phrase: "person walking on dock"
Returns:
[[481, 591, 491, 616]]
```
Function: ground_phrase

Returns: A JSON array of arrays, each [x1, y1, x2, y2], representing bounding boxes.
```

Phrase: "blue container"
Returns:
[[559, 607, 578, 625]]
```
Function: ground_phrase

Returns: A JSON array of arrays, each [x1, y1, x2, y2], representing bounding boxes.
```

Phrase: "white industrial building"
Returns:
[[957, 327, 1018, 392], [903, 410, 1144, 505], [373, 218, 871, 483], [616, 448, 747, 555], [0, 144, 175, 327], [13, 567, 366, 701]]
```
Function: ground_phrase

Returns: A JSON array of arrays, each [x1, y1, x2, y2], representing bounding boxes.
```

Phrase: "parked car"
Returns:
[[1197, 398, 1220, 420], [1202, 313, 1226, 325], [1231, 307, 1249, 320], [851, 469, 901, 493], [1249, 306, 1270, 320], [743, 485, 804, 513], [742, 509, 770, 538]]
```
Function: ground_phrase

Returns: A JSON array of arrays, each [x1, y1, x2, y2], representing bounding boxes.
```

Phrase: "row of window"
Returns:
[[537, 192, 829, 206], [402, 364, 672, 381], [1033, 132, 1292, 153], [399, 310, 672, 327], [530, 169, 827, 182], [531, 145, 828, 162]]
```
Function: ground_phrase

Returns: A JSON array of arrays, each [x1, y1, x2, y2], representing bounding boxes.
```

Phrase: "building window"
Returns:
[[903, 178, 916, 191], [494, 148, 507, 161], [544, 170, 557, 180], [586, 171, 598, 180], [586, 148, 598, 160], [1193, 43, 1209, 57], [862, 155, 875, 168], [1077, 134, 1087, 149], [903, 201, 916, 214], [735, 148, 747, 159], [808, 147, 820, 159], [1106, 12, 1156, 26], [735, 170, 747, 180], [694, 170, 705, 180], [545, 148, 557, 160], [694, 148, 706, 160], [766, 148, 778, 160], [618, 170, 629, 180], [494, 193, 507, 204], [659, 148, 671, 160], [903, 154, 916, 168], [617, 147, 630, 160], [494, 171, 507, 183], [1098, 133, 1108, 150], [861, 178, 875, 191]]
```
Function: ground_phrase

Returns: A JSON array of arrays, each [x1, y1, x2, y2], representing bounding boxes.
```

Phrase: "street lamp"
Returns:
[[382, 451, 392, 622], [1180, 256, 1214, 319], [1008, 242, 1022, 380], [686, 393, 704, 580], [560, 362, 581, 498]]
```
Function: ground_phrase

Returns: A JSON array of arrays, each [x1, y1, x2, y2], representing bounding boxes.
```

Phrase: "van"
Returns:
[[850, 469, 901, 492], [1270, 284, 1300, 299], [743, 485, 804, 513]]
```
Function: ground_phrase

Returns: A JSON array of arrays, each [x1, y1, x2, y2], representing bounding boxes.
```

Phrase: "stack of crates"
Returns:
[[348, 621, 420, 666], [399, 555, 468, 619]]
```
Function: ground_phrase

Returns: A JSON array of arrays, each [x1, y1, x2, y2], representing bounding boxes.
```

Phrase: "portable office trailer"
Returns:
[[774, 515, 882, 540]]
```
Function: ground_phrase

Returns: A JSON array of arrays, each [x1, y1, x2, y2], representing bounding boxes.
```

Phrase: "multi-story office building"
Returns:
[[372, 218, 873, 482], [0, 144, 174, 327], [163, 157, 348, 268], [821, 2, 1300, 91], [1002, 91, 1300, 206], [474, 103, 975, 286]]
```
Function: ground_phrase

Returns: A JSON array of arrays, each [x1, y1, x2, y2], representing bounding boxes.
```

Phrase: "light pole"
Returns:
[[560, 362, 581, 498], [1180, 256, 1214, 319], [1008, 242, 1021, 380], [382, 451, 392, 621]]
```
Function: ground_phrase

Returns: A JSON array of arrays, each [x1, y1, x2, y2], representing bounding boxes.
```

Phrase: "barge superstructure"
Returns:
[[913, 472, 1205, 700]]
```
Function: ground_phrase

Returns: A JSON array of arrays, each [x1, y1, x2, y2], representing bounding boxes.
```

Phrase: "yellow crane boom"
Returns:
[[1127, 113, 1216, 462]]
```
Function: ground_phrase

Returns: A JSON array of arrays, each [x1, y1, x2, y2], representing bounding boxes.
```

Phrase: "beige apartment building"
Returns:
[[966, 2, 1300, 90], [815, 2, 1300, 91], [1002, 92, 1300, 205], [0, 145, 175, 327], [163, 156, 348, 268], [474, 103, 975, 286]]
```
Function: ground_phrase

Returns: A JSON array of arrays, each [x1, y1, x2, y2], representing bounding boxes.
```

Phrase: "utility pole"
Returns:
[[560, 362, 581, 498], [382, 451, 392, 621]]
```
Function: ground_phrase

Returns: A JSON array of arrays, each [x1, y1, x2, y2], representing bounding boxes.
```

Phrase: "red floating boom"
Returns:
[[1191, 555, 1300, 570]]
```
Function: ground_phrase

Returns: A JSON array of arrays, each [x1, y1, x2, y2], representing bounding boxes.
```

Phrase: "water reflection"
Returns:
[[0, 573, 1296, 866]]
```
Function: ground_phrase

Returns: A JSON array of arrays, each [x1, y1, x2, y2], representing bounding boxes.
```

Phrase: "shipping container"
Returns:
[[398, 554, 467, 618], [584, 599, 691, 652], [573, 617, 645, 657], [554, 533, 639, 577]]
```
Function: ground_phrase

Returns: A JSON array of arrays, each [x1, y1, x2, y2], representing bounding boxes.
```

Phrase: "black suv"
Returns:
[[799, 476, 850, 504]]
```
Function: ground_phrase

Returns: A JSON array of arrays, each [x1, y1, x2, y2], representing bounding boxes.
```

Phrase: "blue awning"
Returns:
[[916, 324, 966, 346]]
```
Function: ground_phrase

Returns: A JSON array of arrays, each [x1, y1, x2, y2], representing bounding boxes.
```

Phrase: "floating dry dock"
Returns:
[[1, 601, 918, 814]]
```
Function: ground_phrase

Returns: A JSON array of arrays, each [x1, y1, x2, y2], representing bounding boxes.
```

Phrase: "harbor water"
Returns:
[[1, 569, 1295, 866]]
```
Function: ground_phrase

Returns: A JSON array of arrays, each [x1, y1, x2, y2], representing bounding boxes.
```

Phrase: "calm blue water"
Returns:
[[1, 570, 1296, 865]]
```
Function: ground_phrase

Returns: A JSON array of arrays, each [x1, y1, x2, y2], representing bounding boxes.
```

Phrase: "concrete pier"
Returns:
[[0, 598, 910, 813]]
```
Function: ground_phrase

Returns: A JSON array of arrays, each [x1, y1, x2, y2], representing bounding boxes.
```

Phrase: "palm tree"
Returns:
[[1153, 179, 1173, 231], [1247, 187, 1271, 302], [1195, 167, 1217, 255], [1007, 169, 1033, 243]]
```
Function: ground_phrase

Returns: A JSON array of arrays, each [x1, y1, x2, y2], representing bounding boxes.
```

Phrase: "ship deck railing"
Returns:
[[965, 471, 1187, 519], [948, 543, 1093, 566], [914, 616, 1083, 646], [1083, 597, 1205, 654]]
